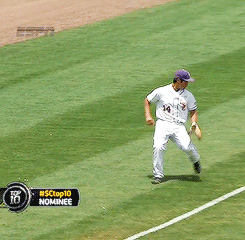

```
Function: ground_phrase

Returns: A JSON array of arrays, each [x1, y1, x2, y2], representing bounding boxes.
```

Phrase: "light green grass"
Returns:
[[0, 0, 245, 239], [140, 152, 245, 240]]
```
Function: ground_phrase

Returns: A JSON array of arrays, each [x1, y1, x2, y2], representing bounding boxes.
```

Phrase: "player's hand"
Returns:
[[195, 123, 202, 140], [190, 122, 197, 131], [189, 122, 202, 140], [145, 116, 155, 126]]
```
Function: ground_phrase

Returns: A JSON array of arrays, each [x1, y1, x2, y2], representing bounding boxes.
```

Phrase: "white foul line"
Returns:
[[124, 186, 245, 240]]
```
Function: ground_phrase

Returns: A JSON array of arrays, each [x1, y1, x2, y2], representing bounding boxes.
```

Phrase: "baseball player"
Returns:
[[144, 69, 201, 184]]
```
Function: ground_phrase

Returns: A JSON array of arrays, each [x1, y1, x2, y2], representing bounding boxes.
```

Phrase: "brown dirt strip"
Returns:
[[0, 0, 175, 47]]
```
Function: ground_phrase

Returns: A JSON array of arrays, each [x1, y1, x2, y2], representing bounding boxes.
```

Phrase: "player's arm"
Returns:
[[144, 98, 155, 126], [189, 110, 198, 126], [190, 109, 199, 132], [189, 109, 202, 139]]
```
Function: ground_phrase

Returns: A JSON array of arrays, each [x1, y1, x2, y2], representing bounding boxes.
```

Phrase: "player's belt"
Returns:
[[157, 118, 184, 125]]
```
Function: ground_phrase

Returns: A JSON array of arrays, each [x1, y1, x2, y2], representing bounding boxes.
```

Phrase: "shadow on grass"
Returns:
[[147, 174, 202, 182]]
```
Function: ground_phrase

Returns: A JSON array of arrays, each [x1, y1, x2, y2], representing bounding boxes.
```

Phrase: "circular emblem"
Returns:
[[3, 182, 31, 213]]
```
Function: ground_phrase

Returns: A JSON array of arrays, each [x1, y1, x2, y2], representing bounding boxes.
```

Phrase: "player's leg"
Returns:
[[152, 120, 170, 179], [172, 125, 201, 173]]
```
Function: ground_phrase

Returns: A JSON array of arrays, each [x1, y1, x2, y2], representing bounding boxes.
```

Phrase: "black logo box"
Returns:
[[1, 188, 80, 207]]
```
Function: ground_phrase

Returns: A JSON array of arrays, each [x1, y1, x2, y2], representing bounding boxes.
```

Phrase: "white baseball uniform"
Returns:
[[147, 84, 200, 178]]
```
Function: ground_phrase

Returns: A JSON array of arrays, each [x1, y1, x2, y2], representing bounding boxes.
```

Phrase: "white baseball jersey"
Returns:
[[147, 84, 197, 124]]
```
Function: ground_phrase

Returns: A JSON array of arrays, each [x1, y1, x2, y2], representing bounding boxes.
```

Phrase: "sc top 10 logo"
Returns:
[[0, 182, 80, 213]]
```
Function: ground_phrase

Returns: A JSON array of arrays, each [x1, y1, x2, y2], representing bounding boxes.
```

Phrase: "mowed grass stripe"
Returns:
[[0, 1, 244, 137], [0, 45, 244, 185], [0, 82, 149, 184], [1, 95, 244, 240]]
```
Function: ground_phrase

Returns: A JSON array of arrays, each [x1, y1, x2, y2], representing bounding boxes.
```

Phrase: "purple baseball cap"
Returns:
[[175, 69, 195, 82]]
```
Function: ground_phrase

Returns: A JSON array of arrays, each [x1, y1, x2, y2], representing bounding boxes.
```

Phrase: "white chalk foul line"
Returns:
[[124, 186, 245, 240]]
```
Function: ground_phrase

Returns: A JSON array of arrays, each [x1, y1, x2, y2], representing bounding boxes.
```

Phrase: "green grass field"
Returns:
[[0, 0, 245, 239]]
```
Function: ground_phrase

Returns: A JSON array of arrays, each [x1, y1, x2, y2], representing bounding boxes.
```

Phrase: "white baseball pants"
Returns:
[[152, 119, 200, 178]]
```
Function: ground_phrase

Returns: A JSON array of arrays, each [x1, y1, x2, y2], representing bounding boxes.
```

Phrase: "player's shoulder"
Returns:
[[148, 84, 172, 98], [182, 89, 196, 102], [183, 88, 194, 97], [155, 84, 172, 92]]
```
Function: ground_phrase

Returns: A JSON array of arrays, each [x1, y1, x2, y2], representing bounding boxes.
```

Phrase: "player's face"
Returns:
[[178, 79, 188, 90]]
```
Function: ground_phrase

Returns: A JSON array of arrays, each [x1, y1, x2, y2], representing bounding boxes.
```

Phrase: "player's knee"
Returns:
[[153, 145, 166, 153], [182, 142, 198, 154], [180, 141, 191, 152], [180, 144, 190, 153]]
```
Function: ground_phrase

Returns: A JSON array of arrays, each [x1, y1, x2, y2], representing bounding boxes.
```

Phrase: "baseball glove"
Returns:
[[189, 122, 202, 140]]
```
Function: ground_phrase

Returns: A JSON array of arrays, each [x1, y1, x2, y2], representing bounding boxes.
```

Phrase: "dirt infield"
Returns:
[[0, 0, 175, 47]]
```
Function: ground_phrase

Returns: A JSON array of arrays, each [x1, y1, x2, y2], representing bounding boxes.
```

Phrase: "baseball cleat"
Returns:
[[151, 177, 164, 184], [194, 161, 202, 174]]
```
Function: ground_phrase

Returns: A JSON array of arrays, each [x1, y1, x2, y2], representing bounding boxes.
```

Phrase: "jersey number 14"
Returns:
[[163, 105, 171, 113]]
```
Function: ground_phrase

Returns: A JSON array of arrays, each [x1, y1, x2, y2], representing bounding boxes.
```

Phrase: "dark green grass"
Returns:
[[0, 0, 244, 239], [188, 47, 245, 109]]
